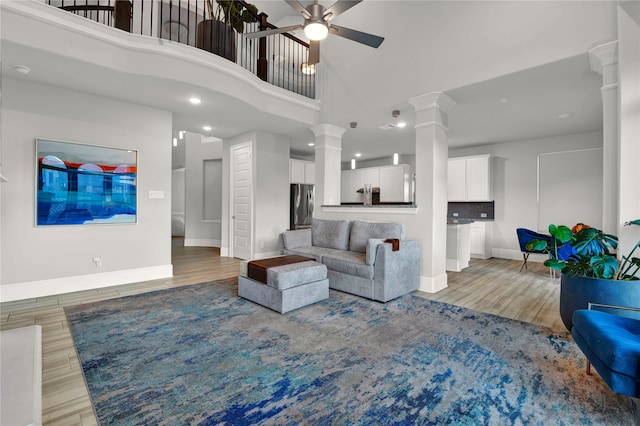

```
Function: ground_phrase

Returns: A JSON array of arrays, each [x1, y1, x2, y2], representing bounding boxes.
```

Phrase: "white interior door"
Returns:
[[231, 142, 253, 260]]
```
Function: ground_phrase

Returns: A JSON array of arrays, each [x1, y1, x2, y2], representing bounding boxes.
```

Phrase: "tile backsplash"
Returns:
[[448, 201, 495, 220]]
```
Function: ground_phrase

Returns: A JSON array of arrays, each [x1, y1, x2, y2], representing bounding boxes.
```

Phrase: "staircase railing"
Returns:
[[45, 0, 315, 99]]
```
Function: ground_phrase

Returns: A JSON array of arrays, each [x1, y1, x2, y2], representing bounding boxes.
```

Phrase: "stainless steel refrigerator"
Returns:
[[290, 184, 314, 229]]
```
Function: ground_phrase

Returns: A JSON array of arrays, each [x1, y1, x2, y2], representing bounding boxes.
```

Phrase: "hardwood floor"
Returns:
[[0, 241, 563, 425]]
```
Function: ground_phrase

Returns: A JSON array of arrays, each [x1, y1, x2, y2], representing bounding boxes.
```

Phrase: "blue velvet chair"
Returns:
[[572, 304, 640, 424], [516, 228, 574, 274], [516, 228, 551, 272]]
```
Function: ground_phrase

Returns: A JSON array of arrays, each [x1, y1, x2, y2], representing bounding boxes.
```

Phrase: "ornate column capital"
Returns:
[[310, 124, 346, 139], [408, 92, 456, 114], [589, 41, 618, 75]]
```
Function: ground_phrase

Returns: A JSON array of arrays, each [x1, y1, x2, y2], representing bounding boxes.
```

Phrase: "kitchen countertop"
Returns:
[[447, 219, 475, 224], [323, 204, 417, 208]]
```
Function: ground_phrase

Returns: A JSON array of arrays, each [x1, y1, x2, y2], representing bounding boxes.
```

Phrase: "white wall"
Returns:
[[1, 77, 172, 301], [448, 131, 603, 260], [184, 134, 223, 247], [171, 168, 186, 237], [254, 132, 290, 258]]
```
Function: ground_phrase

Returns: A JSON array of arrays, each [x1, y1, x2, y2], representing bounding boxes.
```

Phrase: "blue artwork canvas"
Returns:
[[36, 139, 137, 226]]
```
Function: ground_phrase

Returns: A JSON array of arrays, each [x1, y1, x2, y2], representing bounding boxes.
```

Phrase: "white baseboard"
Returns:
[[491, 248, 547, 263], [220, 247, 229, 257], [446, 258, 469, 272], [0, 264, 173, 302], [419, 273, 448, 293], [184, 239, 221, 247], [252, 251, 283, 260]]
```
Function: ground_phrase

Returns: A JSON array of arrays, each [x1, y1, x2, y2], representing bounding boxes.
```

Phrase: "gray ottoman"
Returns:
[[239, 258, 328, 314]]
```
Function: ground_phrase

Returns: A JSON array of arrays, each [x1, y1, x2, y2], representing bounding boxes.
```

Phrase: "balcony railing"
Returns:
[[45, 0, 315, 99]]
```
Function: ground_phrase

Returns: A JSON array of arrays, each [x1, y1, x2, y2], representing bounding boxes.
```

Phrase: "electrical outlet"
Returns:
[[453, 212, 459, 217], [480, 213, 488, 218], [93, 257, 102, 267]]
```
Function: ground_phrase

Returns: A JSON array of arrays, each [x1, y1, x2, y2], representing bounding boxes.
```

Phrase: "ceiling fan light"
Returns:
[[304, 22, 328, 41], [301, 62, 316, 75]]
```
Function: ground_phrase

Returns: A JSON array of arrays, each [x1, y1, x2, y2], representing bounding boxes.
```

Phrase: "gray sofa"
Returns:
[[282, 219, 421, 302]]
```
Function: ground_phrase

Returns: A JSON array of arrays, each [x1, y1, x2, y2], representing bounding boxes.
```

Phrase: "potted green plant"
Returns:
[[527, 220, 640, 331], [197, 0, 259, 62]]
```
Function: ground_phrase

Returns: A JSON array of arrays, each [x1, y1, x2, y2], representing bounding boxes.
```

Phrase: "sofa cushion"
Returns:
[[284, 246, 347, 263], [349, 221, 405, 253], [322, 251, 373, 280], [282, 228, 311, 249], [312, 219, 352, 251]]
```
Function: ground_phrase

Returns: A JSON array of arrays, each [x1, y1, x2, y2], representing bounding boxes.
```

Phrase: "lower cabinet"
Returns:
[[470, 221, 492, 259]]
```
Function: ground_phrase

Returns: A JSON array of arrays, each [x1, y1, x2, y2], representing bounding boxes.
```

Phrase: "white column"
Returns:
[[589, 41, 619, 235], [312, 124, 345, 206], [408, 92, 456, 293], [616, 3, 640, 259]]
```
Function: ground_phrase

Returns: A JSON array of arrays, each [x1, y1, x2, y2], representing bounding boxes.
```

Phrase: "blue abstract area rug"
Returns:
[[65, 278, 632, 425]]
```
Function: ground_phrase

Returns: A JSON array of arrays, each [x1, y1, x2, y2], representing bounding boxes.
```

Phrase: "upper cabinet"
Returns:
[[379, 165, 411, 202], [341, 164, 411, 203], [447, 154, 492, 201], [290, 159, 315, 184]]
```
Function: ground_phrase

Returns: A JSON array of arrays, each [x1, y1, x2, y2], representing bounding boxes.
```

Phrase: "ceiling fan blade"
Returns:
[[323, 0, 362, 21], [245, 25, 303, 39], [285, 0, 311, 19], [308, 40, 320, 65], [329, 24, 384, 48]]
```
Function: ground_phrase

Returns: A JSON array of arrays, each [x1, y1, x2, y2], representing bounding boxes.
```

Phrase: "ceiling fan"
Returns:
[[245, 0, 384, 65]]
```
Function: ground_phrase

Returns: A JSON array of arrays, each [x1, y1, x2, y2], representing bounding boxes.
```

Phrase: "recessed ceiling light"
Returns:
[[173, 138, 178, 147], [179, 131, 185, 139], [558, 113, 573, 119], [13, 65, 31, 74], [355, 153, 362, 157], [499, 98, 509, 103], [308, 142, 315, 147], [202, 125, 212, 131], [188, 97, 202, 105]]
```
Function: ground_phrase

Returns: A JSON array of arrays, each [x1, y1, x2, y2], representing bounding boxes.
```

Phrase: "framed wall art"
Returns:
[[36, 138, 138, 226]]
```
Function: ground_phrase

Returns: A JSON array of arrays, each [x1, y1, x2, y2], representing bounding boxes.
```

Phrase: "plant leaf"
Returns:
[[590, 255, 618, 279], [625, 219, 640, 227], [526, 240, 548, 251], [549, 225, 572, 243], [544, 259, 565, 271]]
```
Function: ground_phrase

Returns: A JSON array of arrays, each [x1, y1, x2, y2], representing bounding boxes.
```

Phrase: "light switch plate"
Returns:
[[148, 190, 165, 199]]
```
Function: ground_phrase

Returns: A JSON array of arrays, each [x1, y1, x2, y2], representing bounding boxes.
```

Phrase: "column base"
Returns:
[[419, 273, 448, 293]]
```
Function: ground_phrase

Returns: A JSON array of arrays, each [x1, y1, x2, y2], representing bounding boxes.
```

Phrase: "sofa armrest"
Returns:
[[282, 228, 312, 250], [365, 238, 386, 265], [373, 239, 421, 302]]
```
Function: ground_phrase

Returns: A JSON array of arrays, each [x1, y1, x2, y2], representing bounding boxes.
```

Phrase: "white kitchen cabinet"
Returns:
[[341, 169, 358, 202], [470, 221, 492, 259], [447, 159, 467, 201], [304, 162, 315, 184], [341, 165, 410, 203], [447, 155, 492, 201], [289, 159, 315, 184], [379, 164, 411, 202]]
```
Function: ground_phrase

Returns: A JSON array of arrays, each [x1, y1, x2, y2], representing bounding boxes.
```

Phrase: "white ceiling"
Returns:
[[2, 0, 612, 163], [253, 0, 609, 161]]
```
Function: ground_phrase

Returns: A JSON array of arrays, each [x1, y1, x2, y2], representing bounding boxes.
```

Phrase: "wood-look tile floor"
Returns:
[[0, 241, 563, 425]]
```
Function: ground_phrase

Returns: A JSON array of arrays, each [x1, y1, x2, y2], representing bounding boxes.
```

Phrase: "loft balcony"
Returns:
[[45, 0, 316, 99]]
